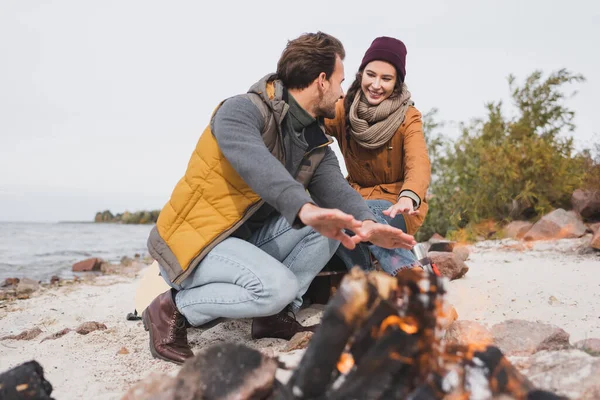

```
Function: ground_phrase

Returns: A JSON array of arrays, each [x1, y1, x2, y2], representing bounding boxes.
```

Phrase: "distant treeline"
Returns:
[[94, 210, 160, 224]]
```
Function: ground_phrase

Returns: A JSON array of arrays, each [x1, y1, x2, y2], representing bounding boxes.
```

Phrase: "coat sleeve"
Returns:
[[399, 107, 431, 208]]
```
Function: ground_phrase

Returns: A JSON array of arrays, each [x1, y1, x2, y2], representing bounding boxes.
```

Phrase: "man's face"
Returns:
[[316, 56, 345, 119]]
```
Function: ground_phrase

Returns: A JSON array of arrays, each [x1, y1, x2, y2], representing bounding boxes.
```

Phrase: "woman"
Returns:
[[325, 36, 431, 276]]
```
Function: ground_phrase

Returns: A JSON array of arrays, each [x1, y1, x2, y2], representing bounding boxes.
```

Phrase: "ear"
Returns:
[[317, 72, 328, 89]]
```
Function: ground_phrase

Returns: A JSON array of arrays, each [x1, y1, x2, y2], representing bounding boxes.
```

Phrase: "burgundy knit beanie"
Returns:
[[359, 37, 407, 82]]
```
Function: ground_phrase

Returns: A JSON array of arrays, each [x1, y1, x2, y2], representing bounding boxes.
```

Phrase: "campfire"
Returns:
[[274, 268, 562, 400], [167, 268, 566, 400], [0, 268, 567, 400]]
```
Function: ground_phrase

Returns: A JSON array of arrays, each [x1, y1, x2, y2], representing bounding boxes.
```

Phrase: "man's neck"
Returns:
[[287, 88, 317, 118]]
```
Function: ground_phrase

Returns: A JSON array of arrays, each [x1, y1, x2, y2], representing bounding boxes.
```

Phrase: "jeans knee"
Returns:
[[255, 269, 298, 316]]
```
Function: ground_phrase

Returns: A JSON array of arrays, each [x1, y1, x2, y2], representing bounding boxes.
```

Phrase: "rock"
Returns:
[[2, 277, 19, 287], [72, 257, 103, 272], [0, 360, 54, 399], [75, 321, 107, 335], [592, 230, 600, 250], [444, 321, 493, 347], [174, 343, 278, 400], [524, 209, 587, 241], [1, 327, 43, 341], [571, 189, 600, 220], [491, 320, 570, 356], [16, 278, 40, 296], [439, 305, 459, 330], [121, 372, 176, 400], [120, 256, 134, 266], [283, 331, 313, 352], [520, 349, 600, 400], [453, 245, 470, 261], [590, 222, 600, 234], [428, 233, 446, 243], [503, 221, 534, 239], [117, 347, 130, 355], [50, 276, 60, 285], [428, 252, 469, 280], [574, 338, 600, 356], [41, 328, 72, 342]]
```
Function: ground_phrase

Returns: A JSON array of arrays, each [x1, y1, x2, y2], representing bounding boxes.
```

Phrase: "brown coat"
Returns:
[[324, 100, 431, 235]]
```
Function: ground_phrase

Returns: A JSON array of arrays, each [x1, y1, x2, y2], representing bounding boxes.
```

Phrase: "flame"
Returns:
[[379, 315, 419, 335], [337, 352, 355, 374]]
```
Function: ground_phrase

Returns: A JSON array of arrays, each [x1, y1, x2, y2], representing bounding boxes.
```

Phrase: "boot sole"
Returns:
[[142, 310, 185, 365]]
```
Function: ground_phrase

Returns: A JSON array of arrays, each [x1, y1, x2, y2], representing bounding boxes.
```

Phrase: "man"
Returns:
[[144, 32, 417, 364]]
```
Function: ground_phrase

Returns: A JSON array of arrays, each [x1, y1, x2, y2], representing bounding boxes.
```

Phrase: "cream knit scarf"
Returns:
[[348, 83, 412, 149]]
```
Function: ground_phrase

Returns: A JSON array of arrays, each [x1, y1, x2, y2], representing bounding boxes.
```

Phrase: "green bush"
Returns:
[[418, 69, 596, 242]]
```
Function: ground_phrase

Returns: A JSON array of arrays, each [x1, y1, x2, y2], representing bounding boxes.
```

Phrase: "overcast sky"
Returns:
[[1, 0, 598, 222]]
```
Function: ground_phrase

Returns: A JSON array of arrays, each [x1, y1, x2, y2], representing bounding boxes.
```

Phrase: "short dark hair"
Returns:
[[277, 32, 345, 90]]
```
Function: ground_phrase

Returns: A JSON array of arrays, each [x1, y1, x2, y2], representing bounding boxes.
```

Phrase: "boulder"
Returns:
[[444, 321, 493, 347], [523, 209, 587, 241], [121, 372, 176, 400], [72, 257, 103, 272], [16, 278, 40, 295], [520, 349, 600, 400], [429, 233, 446, 242], [2, 277, 19, 287], [428, 252, 469, 280], [571, 189, 600, 220], [503, 221, 534, 239], [592, 230, 600, 250], [491, 320, 570, 356], [173, 343, 278, 400], [574, 338, 600, 356]]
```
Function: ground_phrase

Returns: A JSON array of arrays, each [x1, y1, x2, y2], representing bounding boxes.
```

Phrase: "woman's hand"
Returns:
[[353, 220, 416, 249], [383, 197, 420, 219]]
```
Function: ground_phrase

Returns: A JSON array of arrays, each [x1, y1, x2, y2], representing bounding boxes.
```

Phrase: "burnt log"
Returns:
[[286, 269, 397, 399], [0, 361, 54, 399], [328, 325, 418, 400]]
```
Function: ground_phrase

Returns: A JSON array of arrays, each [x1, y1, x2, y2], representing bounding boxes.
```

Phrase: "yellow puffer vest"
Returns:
[[148, 75, 331, 284]]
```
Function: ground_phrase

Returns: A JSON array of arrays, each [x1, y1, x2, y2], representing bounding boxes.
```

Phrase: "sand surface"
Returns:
[[0, 237, 598, 399]]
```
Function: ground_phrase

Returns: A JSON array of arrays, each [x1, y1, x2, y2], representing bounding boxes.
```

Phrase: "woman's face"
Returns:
[[360, 60, 397, 106]]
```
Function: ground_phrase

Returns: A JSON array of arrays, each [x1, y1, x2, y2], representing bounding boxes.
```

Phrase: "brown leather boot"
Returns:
[[142, 289, 194, 364], [251, 307, 318, 340]]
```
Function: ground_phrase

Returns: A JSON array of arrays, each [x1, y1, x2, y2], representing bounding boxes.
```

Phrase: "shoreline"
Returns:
[[0, 237, 598, 399]]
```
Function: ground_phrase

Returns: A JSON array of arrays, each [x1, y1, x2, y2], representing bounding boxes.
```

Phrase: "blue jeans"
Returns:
[[161, 213, 339, 327], [336, 200, 419, 276]]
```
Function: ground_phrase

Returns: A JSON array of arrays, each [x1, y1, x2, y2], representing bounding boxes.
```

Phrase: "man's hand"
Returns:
[[298, 203, 363, 250], [353, 220, 417, 250], [383, 197, 420, 219]]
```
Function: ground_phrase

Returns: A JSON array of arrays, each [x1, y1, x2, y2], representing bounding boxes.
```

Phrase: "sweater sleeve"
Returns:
[[399, 107, 431, 208], [308, 146, 376, 222], [212, 96, 315, 226]]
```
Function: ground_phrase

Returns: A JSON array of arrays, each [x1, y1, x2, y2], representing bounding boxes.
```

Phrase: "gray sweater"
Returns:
[[212, 91, 375, 235]]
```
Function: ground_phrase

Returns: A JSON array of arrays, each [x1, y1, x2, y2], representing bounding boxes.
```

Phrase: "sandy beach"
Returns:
[[0, 236, 598, 399]]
